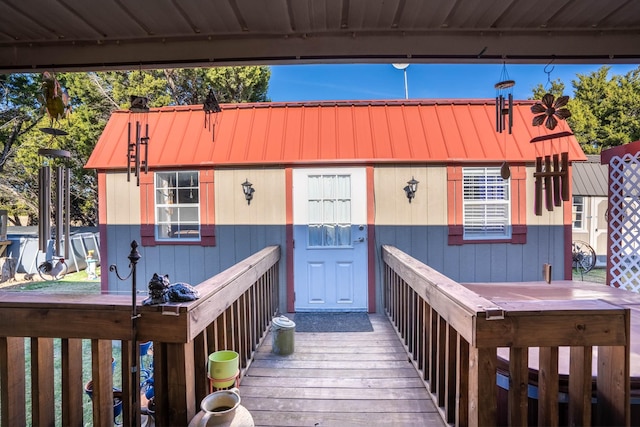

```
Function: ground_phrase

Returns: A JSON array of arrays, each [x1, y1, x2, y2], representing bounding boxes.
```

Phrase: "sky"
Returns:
[[267, 63, 639, 102]]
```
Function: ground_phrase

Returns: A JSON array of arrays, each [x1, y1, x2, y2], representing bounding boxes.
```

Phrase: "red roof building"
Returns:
[[87, 100, 585, 312]]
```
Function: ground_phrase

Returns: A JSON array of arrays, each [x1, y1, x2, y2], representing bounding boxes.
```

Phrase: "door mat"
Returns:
[[293, 312, 373, 333]]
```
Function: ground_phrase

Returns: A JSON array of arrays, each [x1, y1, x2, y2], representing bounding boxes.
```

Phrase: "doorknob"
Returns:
[[353, 237, 365, 243]]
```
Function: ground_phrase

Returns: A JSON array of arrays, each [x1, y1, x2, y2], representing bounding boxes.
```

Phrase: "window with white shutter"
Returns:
[[462, 167, 511, 240]]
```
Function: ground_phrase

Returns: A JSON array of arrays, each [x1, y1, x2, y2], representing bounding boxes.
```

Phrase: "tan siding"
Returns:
[[374, 166, 447, 226], [106, 172, 140, 225], [215, 169, 285, 225]]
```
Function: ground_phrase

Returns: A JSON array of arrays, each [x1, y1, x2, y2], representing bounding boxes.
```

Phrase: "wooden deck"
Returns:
[[240, 314, 446, 427], [463, 279, 640, 378]]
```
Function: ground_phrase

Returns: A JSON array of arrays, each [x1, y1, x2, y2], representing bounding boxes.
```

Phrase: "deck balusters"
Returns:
[[381, 244, 631, 427], [0, 246, 280, 427]]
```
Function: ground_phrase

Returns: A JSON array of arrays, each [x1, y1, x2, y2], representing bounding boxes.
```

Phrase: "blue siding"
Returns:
[[104, 224, 566, 314], [104, 224, 287, 310]]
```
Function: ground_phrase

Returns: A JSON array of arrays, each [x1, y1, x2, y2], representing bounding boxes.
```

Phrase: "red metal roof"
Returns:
[[86, 100, 586, 170]]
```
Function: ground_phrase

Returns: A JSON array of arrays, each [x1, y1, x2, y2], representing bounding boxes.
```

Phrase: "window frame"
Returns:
[[154, 171, 201, 242], [140, 169, 216, 246], [448, 164, 527, 245], [461, 167, 512, 240], [572, 195, 585, 231]]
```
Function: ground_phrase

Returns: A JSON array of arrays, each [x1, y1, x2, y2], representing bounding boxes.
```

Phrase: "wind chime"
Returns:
[[495, 63, 515, 179], [530, 62, 572, 216], [127, 95, 150, 186], [38, 72, 71, 257], [203, 88, 221, 142]]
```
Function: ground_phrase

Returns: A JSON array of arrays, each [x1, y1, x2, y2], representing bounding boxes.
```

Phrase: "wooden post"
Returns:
[[91, 339, 114, 427], [61, 338, 84, 427], [31, 337, 55, 426], [163, 341, 197, 426], [569, 346, 592, 427], [538, 346, 559, 427], [508, 347, 529, 426], [597, 345, 630, 426], [444, 324, 457, 423], [456, 336, 469, 427], [468, 347, 496, 427], [0, 337, 26, 427]]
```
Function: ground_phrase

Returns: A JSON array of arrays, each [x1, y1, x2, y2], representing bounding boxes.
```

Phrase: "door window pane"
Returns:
[[308, 174, 352, 247]]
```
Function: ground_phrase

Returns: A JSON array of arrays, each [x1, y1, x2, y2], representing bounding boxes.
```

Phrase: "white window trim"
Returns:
[[572, 196, 586, 231], [462, 167, 512, 240], [154, 171, 201, 242]]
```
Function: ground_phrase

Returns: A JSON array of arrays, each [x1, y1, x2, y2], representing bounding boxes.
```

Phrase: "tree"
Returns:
[[569, 66, 640, 152], [0, 66, 271, 226]]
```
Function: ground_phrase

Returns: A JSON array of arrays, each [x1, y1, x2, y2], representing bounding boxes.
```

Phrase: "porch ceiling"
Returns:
[[1, 0, 640, 73]]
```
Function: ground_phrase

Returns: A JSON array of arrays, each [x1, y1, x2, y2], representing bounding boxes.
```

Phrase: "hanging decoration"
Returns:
[[495, 63, 515, 135], [203, 88, 222, 142], [495, 63, 515, 179], [530, 60, 571, 131], [533, 151, 569, 216], [37, 148, 71, 259], [531, 93, 571, 130], [40, 72, 71, 137], [127, 95, 150, 186], [529, 60, 572, 216]]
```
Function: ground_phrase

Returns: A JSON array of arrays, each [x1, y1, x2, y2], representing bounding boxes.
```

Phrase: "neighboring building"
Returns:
[[85, 100, 586, 313], [571, 155, 608, 267]]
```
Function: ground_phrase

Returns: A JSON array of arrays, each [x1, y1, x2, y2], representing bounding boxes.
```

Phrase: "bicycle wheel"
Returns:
[[572, 241, 596, 274]]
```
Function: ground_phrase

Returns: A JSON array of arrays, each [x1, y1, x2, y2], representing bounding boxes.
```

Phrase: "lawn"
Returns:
[[572, 267, 607, 284], [0, 269, 101, 293]]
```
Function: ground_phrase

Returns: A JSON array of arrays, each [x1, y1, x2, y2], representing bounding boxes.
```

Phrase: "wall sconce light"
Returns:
[[404, 177, 419, 203], [241, 179, 255, 205]]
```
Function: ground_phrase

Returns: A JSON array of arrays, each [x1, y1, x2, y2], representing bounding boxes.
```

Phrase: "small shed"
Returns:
[[86, 99, 585, 313], [571, 155, 608, 266]]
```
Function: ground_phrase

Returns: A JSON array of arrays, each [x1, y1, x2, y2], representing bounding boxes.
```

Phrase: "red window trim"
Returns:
[[140, 169, 216, 246], [447, 164, 527, 245]]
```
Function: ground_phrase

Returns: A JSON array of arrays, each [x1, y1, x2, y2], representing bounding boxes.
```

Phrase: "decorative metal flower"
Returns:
[[531, 93, 571, 130]]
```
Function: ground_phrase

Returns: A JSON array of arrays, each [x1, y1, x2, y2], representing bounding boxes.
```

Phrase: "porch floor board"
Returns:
[[241, 314, 445, 426]]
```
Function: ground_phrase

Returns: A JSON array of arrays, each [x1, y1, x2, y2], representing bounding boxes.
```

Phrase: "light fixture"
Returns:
[[241, 179, 254, 205], [404, 177, 419, 203]]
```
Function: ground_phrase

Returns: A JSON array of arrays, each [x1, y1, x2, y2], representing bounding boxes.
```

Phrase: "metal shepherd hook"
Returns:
[[110, 240, 142, 427]]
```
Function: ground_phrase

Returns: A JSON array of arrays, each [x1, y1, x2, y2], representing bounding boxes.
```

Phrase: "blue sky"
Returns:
[[268, 63, 638, 102]]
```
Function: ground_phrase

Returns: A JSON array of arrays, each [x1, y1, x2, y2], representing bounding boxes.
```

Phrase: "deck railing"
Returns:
[[0, 245, 280, 427], [382, 245, 630, 427]]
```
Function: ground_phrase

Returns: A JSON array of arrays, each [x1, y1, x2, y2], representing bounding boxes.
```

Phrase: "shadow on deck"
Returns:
[[241, 314, 445, 427]]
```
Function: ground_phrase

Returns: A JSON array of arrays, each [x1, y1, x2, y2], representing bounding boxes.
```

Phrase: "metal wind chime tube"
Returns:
[[55, 166, 64, 256], [135, 121, 141, 183], [65, 168, 71, 259], [127, 121, 132, 183], [38, 165, 51, 253], [495, 63, 515, 135], [126, 114, 150, 187]]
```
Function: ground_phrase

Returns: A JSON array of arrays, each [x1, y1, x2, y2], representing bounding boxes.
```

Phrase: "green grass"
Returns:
[[2, 269, 101, 293], [572, 267, 607, 284]]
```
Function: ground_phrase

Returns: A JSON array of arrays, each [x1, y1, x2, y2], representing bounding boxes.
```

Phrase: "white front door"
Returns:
[[293, 168, 368, 311]]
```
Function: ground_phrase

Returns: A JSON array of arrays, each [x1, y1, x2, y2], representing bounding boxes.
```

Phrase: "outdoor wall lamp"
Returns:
[[404, 177, 419, 203], [241, 179, 255, 205]]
